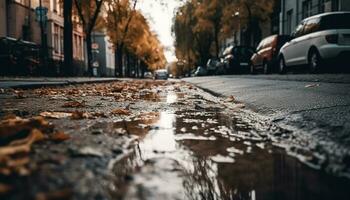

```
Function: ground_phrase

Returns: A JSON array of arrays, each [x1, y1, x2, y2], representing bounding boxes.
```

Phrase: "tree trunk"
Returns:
[[86, 32, 93, 76], [244, 3, 252, 46], [63, 0, 73, 76], [214, 26, 220, 58], [116, 44, 124, 77]]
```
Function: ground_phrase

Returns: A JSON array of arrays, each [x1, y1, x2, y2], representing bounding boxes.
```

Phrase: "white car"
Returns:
[[279, 12, 350, 73]]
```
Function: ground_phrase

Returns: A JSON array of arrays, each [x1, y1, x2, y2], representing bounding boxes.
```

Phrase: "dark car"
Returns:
[[223, 46, 255, 74], [250, 34, 291, 74], [194, 66, 207, 76], [154, 69, 168, 80]]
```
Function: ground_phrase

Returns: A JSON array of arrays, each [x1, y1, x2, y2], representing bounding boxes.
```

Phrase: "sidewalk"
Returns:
[[0, 77, 121, 88]]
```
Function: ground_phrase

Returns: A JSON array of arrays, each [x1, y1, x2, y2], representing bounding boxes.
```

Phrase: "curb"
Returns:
[[0, 79, 120, 89]]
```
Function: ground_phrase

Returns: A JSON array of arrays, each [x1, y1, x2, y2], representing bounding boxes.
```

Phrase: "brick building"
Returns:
[[0, 0, 86, 75]]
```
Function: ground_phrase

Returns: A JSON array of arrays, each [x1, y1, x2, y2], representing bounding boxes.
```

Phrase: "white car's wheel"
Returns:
[[279, 56, 287, 74], [309, 50, 322, 73]]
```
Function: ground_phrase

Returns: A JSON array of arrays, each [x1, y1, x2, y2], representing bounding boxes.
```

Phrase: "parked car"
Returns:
[[144, 72, 153, 79], [154, 69, 168, 80], [206, 58, 227, 75], [250, 34, 291, 74], [223, 45, 255, 74], [206, 59, 219, 75], [279, 12, 350, 73], [194, 66, 207, 76]]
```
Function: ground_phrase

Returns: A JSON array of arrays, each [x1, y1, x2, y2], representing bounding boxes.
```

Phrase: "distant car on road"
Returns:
[[251, 34, 291, 74], [279, 12, 350, 73], [154, 69, 168, 80], [144, 72, 153, 79], [194, 66, 207, 76], [223, 46, 255, 74]]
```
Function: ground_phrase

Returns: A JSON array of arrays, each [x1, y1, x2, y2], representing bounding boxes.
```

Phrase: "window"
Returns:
[[303, 18, 320, 35], [286, 9, 293, 35], [302, 0, 312, 19], [53, 25, 59, 53], [332, 0, 339, 11], [320, 13, 350, 30], [52, 0, 57, 12], [319, 0, 325, 12], [293, 22, 305, 38], [60, 27, 64, 54]]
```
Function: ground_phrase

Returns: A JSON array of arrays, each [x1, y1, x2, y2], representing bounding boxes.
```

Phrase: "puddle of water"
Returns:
[[113, 93, 350, 200]]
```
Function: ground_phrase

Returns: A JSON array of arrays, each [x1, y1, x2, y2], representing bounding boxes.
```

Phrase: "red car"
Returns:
[[250, 35, 291, 74]]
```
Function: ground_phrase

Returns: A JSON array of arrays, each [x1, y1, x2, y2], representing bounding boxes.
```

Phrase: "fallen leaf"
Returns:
[[225, 95, 235, 102], [62, 101, 85, 108], [14, 90, 25, 99], [40, 112, 73, 119], [0, 116, 52, 142], [110, 108, 131, 116], [50, 131, 70, 142], [70, 111, 90, 120]]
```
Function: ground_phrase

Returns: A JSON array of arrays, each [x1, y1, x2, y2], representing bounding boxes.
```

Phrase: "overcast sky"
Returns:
[[138, 0, 182, 63]]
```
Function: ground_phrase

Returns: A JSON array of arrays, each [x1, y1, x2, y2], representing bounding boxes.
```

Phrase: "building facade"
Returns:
[[280, 0, 350, 35], [92, 32, 115, 77], [1, 0, 85, 74]]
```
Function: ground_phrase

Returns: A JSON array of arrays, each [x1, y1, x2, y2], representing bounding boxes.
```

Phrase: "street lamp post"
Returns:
[[38, 0, 48, 69], [233, 11, 240, 45]]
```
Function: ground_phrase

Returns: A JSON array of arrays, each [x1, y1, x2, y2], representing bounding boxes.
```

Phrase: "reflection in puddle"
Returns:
[[139, 112, 177, 158], [117, 93, 350, 200]]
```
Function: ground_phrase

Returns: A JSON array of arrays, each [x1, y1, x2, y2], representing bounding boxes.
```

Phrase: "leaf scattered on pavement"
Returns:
[[40, 112, 73, 119], [50, 131, 70, 142], [111, 108, 131, 116], [62, 101, 85, 108]]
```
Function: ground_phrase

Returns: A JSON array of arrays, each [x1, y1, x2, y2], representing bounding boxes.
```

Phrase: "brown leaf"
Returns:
[[0, 116, 52, 141], [50, 131, 70, 142], [110, 108, 131, 116], [14, 90, 25, 99], [40, 112, 73, 119], [62, 101, 85, 108], [111, 86, 124, 93], [225, 95, 235, 102], [70, 111, 90, 120]]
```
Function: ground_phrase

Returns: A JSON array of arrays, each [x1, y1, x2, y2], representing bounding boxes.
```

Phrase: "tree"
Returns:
[[104, 0, 166, 76], [221, 0, 275, 46], [173, 0, 215, 69], [63, 0, 73, 76], [74, 0, 104, 76], [104, 0, 138, 77]]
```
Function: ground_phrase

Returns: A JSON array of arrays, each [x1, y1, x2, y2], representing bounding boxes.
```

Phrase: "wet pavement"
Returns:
[[0, 80, 350, 200]]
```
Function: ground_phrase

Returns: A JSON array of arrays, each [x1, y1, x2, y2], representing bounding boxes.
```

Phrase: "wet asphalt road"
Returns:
[[1, 80, 350, 199], [184, 74, 350, 137]]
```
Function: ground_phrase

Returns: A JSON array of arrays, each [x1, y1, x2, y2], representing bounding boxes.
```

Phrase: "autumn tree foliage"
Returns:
[[220, 0, 275, 45], [104, 0, 166, 76], [173, 0, 275, 68]]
